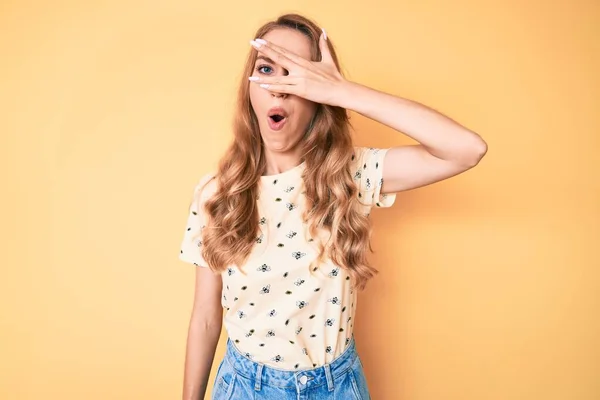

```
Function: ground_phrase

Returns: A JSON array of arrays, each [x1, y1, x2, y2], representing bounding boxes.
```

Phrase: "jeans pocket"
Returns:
[[349, 357, 370, 400], [212, 360, 237, 400], [348, 372, 364, 400]]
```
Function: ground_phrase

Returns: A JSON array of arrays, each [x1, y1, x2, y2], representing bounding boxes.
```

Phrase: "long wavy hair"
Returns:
[[200, 13, 377, 290]]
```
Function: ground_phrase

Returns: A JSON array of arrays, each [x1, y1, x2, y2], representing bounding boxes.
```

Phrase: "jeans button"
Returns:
[[299, 375, 308, 385]]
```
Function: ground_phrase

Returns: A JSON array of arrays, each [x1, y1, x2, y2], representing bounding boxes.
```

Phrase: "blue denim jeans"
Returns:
[[211, 336, 371, 399]]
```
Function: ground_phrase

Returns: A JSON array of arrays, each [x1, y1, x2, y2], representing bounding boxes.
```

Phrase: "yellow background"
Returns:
[[2, 1, 598, 399]]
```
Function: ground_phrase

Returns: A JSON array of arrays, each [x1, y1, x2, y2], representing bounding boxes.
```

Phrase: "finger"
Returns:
[[258, 83, 297, 95], [262, 40, 312, 69], [250, 39, 297, 70], [249, 76, 300, 86], [319, 29, 334, 65]]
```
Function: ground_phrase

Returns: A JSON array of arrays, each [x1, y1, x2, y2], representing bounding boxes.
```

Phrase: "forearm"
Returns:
[[182, 318, 222, 400], [336, 80, 486, 164]]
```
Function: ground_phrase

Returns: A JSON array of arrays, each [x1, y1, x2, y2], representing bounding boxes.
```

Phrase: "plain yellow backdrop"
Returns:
[[1, 1, 598, 399]]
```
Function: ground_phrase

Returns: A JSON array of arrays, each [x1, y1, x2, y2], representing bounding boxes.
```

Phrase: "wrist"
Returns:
[[333, 79, 361, 110]]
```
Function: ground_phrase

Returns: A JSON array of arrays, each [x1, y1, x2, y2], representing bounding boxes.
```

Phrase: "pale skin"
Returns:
[[182, 267, 222, 400], [182, 27, 487, 400]]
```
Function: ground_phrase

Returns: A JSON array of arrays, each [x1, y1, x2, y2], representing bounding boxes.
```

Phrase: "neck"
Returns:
[[262, 149, 303, 176]]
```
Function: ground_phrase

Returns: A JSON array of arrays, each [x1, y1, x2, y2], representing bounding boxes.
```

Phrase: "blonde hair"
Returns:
[[200, 13, 377, 290]]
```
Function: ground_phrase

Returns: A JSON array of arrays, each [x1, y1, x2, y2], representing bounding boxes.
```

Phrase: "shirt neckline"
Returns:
[[260, 161, 305, 183]]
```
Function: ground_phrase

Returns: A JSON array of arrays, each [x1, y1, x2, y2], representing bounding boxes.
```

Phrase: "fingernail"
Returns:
[[248, 76, 259, 81], [250, 40, 262, 48], [322, 28, 327, 41], [260, 84, 269, 89], [255, 38, 267, 44]]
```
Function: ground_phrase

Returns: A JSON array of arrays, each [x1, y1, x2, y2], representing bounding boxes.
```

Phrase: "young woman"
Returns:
[[179, 13, 487, 400]]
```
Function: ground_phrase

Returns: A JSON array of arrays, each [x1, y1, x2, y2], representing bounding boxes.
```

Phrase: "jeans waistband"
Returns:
[[224, 336, 358, 391]]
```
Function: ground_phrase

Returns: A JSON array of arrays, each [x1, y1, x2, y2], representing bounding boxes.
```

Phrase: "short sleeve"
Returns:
[[178, 174, 215, 267], [351, 147, 396, 213]]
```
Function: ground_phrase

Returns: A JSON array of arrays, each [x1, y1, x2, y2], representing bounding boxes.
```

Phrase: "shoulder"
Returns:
[[349, 146, 380, 171], [350, 146, 377, 163], [349, 146, 362, 167], [350, 146, 391, 169], [351, 146, 387, 160], [192, 172, 218, 203]]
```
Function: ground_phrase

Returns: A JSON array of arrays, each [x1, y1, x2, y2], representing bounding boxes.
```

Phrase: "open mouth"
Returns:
[[267, 113, 287, 131], [267, 107, 288, 131]]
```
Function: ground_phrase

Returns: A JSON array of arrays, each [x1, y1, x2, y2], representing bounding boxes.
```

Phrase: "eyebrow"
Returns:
[[256, 55, 276, 64]]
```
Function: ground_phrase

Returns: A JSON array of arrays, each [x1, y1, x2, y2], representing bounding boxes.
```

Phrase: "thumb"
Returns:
[[319, 28, 334, 65]]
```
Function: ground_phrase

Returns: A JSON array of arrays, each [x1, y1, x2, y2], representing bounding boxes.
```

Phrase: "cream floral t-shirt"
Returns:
[[179, 147, 395, 370]]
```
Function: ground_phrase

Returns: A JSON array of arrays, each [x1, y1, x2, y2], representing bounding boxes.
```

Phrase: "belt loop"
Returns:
[[324, 364, 334, 391], [254, 364, 263, 391]]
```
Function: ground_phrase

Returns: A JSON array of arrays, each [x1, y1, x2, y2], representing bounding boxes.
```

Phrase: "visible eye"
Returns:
[[256, 64, 273, 75]]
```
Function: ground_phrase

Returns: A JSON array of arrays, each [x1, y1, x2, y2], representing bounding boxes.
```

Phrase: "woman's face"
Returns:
[[249, 28, 317, 155]]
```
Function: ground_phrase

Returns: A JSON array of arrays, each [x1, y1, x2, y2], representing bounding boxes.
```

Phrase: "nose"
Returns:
[[271, 91, 287, 99]]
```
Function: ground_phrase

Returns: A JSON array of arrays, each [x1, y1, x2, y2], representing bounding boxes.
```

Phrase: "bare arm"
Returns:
[[182, 267, 223, 400], [336, 81, 487, 193]]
